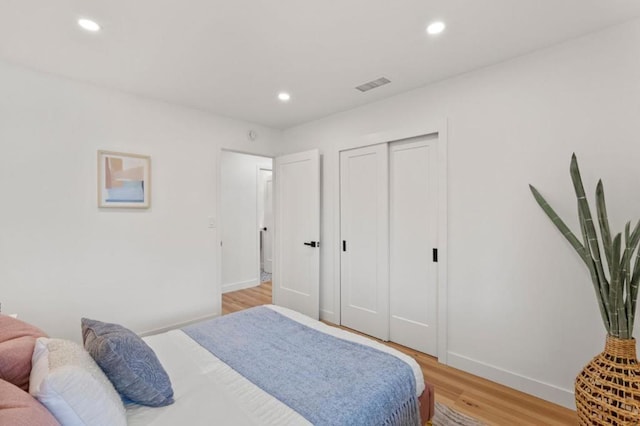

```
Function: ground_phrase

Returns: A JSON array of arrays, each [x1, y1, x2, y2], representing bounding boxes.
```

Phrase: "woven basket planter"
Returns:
[[576, 336, 640, 425]]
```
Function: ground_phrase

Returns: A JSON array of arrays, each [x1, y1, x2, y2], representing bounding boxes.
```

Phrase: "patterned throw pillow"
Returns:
[[82, 318, 174, 407]]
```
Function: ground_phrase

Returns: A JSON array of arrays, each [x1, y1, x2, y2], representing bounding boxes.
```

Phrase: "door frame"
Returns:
[[216, 148, 275, 315], [333, 119, 449, 363]]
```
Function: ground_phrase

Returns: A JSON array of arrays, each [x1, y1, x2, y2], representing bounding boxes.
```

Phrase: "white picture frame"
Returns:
[[98, 150, 151, 208]]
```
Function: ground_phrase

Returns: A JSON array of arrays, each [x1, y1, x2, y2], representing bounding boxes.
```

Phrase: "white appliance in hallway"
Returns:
[[259, 170, 274, 275]]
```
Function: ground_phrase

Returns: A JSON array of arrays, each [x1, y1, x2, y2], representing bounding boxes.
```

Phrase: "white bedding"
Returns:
[[126, 305, 424, 426]]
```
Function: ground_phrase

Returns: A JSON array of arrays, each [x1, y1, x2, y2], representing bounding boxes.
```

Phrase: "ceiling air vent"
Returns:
[[355, 77, 391, 92]]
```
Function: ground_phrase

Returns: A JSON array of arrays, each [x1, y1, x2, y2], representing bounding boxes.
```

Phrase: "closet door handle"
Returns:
[[303, 241, 319, 248], [343, 240, 347, 252]]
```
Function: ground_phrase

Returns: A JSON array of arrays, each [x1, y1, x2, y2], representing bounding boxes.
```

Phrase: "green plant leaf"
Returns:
[[610, 233, 625, 337], [596, 180, 613, 270], [629, 219, 640, 331], [629, 219, 640, 251], [579, 200, 611, 330], [623, 222, 634, 336], [570, 154, 610, 302], [529, 185, 587, 263]]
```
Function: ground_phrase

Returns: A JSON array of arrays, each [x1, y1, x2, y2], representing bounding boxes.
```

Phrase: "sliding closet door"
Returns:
[[340, 144, 389, 340], [389, 135, 438, 355]]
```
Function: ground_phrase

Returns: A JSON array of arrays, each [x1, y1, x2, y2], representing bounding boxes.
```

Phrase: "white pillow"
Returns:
[[29, 337, 127, 426]]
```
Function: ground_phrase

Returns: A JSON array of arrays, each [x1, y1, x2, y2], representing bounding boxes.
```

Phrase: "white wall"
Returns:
[[220, 151, 272, 292], [0, 60, 281, 342], [281, 19, 640, 408]]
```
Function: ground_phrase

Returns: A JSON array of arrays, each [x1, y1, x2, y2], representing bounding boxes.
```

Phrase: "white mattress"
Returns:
[[126, 305, 425, 426]]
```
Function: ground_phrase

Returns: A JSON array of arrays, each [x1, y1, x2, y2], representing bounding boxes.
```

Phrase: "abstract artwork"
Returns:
[[98, 151, 151, 208]]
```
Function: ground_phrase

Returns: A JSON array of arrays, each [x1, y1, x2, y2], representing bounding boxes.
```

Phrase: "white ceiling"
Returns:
[[1, 1, 640, 129]]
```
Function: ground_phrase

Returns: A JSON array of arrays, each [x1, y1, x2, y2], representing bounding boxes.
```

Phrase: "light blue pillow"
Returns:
[[81, 318, 174, 407]]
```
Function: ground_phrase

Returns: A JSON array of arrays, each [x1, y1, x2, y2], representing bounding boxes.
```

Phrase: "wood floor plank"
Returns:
[[221, 282, 577, 425]]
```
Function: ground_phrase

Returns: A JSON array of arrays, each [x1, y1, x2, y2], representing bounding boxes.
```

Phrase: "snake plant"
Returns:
[[530, 154, 640, 339]]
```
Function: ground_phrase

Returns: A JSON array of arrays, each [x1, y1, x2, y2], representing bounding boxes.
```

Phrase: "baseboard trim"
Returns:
[[222, 279, 260, 294], [139, 312, 219, 337], [447, 352, 575, 410]]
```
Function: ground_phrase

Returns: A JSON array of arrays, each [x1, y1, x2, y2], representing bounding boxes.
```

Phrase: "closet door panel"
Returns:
[[389, 136, 438, 355], [340, 144, 389, 340]]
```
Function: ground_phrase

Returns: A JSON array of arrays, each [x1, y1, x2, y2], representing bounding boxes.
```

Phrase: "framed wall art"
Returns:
[[98, 150, 151, 208]]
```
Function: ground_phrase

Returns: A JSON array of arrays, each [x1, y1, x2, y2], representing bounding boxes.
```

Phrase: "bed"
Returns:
[[0, 305, 435, 426]]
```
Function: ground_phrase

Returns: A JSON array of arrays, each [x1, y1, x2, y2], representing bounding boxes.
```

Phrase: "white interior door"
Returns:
[[273, 149, 320, 319], [340, 144, 389, 340], [263, 175, 273, 274], [389, 135, 438, 355]]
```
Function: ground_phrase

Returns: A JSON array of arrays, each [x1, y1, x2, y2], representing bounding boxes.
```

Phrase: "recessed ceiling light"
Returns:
[[278, 92, 291, 102], [426, 21, 446, 35], [78, 18, 101, 32]]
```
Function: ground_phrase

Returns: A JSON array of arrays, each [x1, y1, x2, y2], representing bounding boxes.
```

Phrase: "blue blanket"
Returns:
[[182, 306, 419, 426]]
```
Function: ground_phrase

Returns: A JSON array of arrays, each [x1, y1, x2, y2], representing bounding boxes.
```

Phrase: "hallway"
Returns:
[[222, 280, 272, 315]]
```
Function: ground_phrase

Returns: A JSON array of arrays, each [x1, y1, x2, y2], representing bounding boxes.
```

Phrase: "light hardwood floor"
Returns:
[[222, 282, 577, 425]]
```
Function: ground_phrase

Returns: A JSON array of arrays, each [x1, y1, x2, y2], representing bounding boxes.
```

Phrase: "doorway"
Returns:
[[218, 148, 321, 319], [220, 151, 274, 296]]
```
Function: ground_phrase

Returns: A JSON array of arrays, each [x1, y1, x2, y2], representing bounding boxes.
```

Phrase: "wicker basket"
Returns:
[[575, 336, 640, 425]]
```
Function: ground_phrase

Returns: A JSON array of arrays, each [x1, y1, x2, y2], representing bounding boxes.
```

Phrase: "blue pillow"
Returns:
[[81, 318, 174, 407]]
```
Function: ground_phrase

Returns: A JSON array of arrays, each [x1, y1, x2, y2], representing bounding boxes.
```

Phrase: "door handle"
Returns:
[[303, 241, 319, 248]]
